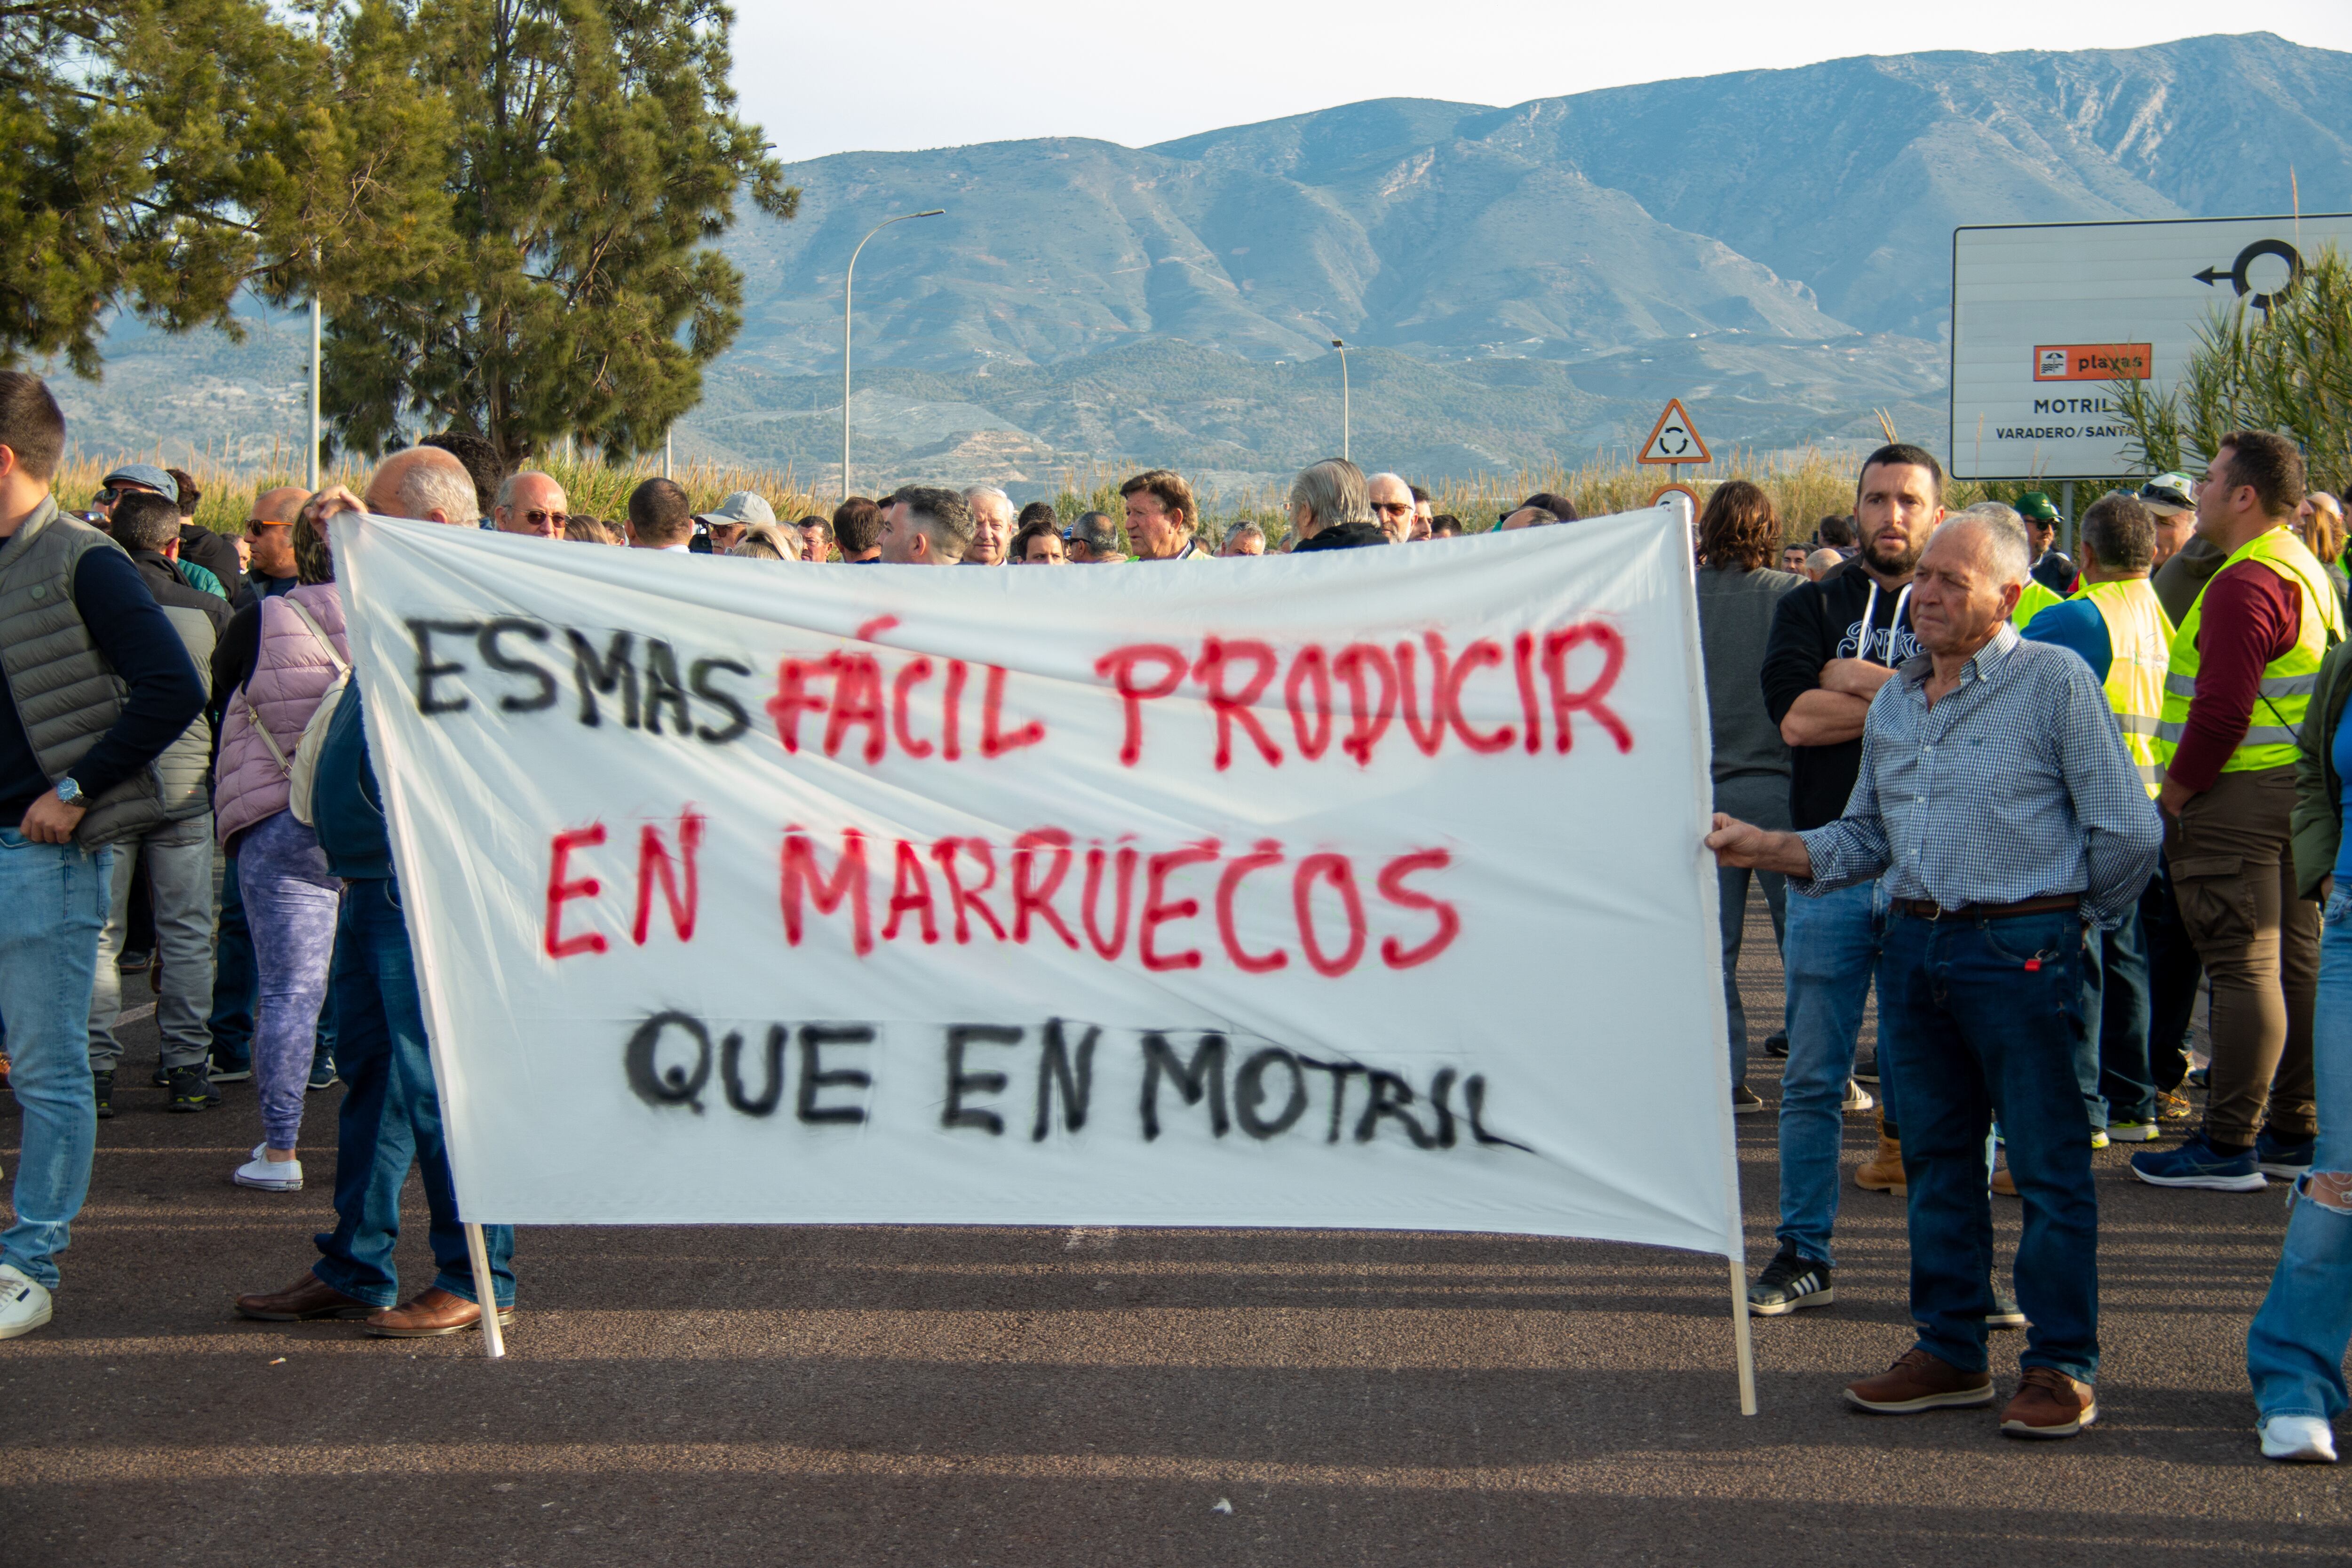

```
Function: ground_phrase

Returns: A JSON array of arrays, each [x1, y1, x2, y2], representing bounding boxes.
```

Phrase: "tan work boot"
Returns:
[[1856, 1109, 1906, 1194]]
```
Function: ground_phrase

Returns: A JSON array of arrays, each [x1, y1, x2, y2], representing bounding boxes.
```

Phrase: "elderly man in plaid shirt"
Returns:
[[1709, 509, 2163, 1440]]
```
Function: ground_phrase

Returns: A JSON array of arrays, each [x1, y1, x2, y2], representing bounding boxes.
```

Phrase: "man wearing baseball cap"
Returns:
[[90, 463, 176, 528], [693, 491, 773, 556], [2017, 492, 2079, 597], [2146, 472, 2223, 626]]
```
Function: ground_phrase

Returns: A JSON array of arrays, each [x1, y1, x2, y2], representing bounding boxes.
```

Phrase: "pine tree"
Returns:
[[321, 0, 797, 466], [2, 0, 312, 373], [2, 1, 455, 376]]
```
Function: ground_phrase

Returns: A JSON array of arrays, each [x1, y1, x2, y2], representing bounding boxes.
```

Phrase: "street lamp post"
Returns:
[[308, 293, 322, 489], [843, 208, 946, 499], [1330, 338, 1350, 462]]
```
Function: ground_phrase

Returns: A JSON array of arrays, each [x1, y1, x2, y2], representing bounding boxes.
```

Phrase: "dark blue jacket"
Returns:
[[313, 681, 393, 880]]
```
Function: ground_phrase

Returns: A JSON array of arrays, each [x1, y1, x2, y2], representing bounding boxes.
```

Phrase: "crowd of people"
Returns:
[[0, 368, 2346, 1465]]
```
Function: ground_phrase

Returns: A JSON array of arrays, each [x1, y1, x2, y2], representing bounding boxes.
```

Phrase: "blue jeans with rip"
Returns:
[[1776, 878, 1885, 1266], [2245, 887, 2352, 1423], [1881, 907, 2099, 1385], [310, 878, 514, 1309], [0, 832, 112, 1290]]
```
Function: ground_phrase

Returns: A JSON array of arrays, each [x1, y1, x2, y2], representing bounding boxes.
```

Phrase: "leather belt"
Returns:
[[1893, 894, 2080, 922]]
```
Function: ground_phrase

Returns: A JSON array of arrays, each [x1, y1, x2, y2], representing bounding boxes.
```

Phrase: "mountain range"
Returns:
[[53, 32, 2352, 495]]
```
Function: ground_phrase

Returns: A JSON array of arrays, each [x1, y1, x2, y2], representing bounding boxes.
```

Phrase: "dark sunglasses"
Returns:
[[518, 509, 569, 527]]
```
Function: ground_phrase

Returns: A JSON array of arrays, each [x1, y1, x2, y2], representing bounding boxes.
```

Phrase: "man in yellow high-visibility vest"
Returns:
[[2135, 431, 2345, 1193], [2022, 493, 2174, 1142]]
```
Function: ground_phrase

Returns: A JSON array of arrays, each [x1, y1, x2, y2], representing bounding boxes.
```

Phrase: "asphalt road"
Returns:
[[4, 892, 2346, 1566]]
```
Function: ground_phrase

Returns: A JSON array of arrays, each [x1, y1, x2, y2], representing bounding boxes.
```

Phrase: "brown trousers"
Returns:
[[2165, 765, 2320, 1146]]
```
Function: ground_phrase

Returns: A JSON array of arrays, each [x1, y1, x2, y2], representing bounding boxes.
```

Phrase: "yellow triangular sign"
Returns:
[[1636, 398, 1710, 465]]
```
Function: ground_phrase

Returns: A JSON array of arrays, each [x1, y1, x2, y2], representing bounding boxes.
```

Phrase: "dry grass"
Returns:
[[58, 443, 2059, 549]]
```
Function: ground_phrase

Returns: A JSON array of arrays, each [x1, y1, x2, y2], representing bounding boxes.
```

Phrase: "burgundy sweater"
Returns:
[[2169, 560, 2302, 792]]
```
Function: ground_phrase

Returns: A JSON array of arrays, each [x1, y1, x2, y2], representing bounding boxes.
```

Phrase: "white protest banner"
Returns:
[[333, 507, 1742, 1260]]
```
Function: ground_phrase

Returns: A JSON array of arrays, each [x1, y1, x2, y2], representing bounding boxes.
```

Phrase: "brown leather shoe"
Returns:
[[2000, 1366, 2098, 1438], [1843, 1347, 1996, 1413], [236, 1273, 375, 1322], [1855, 1109, 1907, 1194], [364, 1287, 516, 1338]]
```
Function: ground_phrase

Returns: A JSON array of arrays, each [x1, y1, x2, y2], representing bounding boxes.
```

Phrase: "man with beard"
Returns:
[[1747, 444, 1945, 1315]]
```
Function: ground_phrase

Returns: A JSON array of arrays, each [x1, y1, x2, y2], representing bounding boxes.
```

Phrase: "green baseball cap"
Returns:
[[2015, 491, 2061, 525], [2139, 472, 2195, 515]]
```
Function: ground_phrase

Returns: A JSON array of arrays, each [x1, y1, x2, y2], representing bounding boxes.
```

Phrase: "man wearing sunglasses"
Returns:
[[237, 487, 308, 608], [85, 463, 180, 539], [1368, 473, 1417, 545], [491, 471, 570, 539]]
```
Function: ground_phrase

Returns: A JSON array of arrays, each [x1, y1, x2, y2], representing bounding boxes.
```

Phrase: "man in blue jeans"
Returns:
[[1710, 509, 2161, 1438], [0, 373, 208, 1339], [1748, 443, 1939, 1313], [231, 470, 516, 1336]]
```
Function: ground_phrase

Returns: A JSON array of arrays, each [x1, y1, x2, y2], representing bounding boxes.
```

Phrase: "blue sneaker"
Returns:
[[306, 1057, 339, 1092], [2131, 1133, 2267, 1192], [2256, 1130, 2317, 1179]]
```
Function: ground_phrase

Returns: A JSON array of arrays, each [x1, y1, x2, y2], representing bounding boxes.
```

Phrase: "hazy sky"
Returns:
[[732, 7, 2352, 163]]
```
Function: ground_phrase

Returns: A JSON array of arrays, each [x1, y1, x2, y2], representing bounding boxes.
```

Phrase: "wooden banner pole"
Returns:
[[465, 1221, 506, 1360], [1730, 1257, 1757, 1415]]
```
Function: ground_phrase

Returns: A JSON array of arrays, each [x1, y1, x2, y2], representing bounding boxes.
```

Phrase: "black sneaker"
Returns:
[[1764, 1032, 1789, 1059], [1987, 1290, 2028, 1331], [1732, 1083, 1766, 1115], [164, 1065, 212, 1114], [1853, 1054, 1881, 1084], [150, 1061, 170, 1087], [1747, 1245, 1835, 1316], [93, 1069, 114, 1120], [116, 946, 153, 972], [207, 1053, 253, 1083]]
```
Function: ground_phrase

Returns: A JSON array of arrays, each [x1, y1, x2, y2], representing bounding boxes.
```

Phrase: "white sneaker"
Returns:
[[0, 1262, 53, 1339], [234, 1145, 303, 1192], [2260, 1415, 2340, 1463], [1842, 1079, 1875, 1113]]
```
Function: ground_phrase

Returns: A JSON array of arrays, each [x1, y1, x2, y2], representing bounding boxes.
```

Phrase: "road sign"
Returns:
[[1637, 399, 1710, 466], [1950, 213, 2352, 479]]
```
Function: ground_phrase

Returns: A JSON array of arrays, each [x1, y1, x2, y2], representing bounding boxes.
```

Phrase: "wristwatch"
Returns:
[[55, 776, 83, 807]]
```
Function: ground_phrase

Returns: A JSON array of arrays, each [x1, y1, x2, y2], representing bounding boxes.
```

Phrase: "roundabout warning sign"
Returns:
[[1637, 399, 1709, 466]]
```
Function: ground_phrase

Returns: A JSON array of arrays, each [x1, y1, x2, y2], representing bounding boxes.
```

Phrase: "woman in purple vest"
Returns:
[[211, 503, 349, 1193]]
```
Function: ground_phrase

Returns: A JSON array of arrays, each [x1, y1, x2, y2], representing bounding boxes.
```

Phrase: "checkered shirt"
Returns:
[[1795, 623, 2163, 928]]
